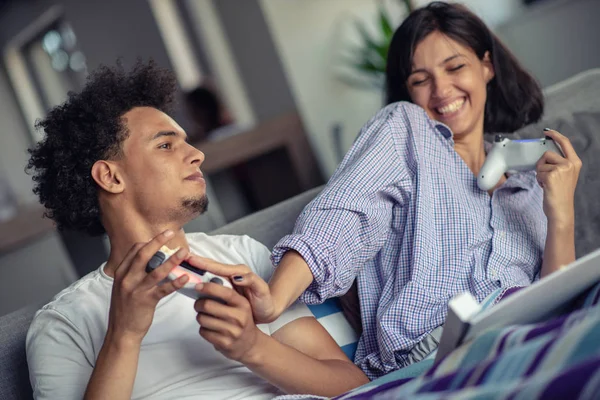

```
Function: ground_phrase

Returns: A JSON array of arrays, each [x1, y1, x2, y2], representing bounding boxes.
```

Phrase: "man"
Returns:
[[25, 60, 368, 400]]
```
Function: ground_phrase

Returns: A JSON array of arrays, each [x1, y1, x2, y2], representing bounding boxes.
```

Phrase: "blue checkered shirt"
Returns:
[[272, 102, 546, 379]]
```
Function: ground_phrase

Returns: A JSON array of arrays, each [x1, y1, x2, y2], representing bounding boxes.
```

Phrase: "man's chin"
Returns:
[[182, 195, 209, 216]]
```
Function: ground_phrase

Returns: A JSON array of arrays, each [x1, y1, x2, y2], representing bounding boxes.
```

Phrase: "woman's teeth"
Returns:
[[437, 98, 465, 115]]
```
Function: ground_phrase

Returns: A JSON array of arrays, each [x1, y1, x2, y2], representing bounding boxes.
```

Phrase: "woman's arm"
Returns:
[[268, 251, 314, 319], [541, 219, 575, 278], [195, 104, 425, 322], [536, 129, 582, 278]]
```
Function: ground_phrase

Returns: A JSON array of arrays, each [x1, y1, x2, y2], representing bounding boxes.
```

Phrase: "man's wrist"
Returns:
[[105, 328, 144, 352], [239, 330, 270, 367]]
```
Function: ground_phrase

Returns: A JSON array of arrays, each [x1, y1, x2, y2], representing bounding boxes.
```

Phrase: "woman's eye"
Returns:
[[158, 143, 172, 150], [449, 64, 465, 72], [411, 77, 428, 86]]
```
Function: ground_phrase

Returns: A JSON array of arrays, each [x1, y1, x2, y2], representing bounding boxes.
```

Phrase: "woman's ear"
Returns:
[[482, 51, 495, 83], [91, 160, 125, 194]]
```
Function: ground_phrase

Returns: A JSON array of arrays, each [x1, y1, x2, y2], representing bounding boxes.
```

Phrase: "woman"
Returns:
[[198, 2, 581, 380]]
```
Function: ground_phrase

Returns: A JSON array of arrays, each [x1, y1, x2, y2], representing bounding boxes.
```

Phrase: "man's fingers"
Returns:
[[123, 230, 177, 285], [140, 247, 188, 290], [196, 313, 238, 336], [114, 242, 146, 279], [186, 255, 249, 278], [153, 274, 189, 299], [196, 282, 247, 308], [195, 298, 244, 324]]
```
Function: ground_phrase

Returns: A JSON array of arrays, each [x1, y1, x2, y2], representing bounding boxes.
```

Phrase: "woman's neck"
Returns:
[[453, 133, 486, 177]]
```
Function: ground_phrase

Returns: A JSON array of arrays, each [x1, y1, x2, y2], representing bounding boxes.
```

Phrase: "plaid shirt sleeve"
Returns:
[[271, 109, 413, 304]]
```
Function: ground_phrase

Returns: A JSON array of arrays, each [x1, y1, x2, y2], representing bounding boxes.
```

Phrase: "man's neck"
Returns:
[[103, 214, 191, 278]]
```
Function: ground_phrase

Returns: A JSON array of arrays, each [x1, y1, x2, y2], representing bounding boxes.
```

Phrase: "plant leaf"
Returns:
[[379, 7, 393, 38]]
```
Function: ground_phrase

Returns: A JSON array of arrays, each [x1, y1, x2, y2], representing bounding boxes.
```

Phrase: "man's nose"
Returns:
[[188, 145, 205, 166]]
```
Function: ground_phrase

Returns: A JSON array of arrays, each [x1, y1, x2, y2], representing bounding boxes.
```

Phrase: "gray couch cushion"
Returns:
[[212, 186, 322, 249], [0, 305, 37, 400], [514, 69, 600, 258]]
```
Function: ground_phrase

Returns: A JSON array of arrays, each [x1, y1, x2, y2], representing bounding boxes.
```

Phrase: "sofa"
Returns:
[[1, 68, 599, 400]]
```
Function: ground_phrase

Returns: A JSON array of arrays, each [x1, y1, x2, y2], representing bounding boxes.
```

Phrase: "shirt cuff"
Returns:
[[271, 235, 332, 304]]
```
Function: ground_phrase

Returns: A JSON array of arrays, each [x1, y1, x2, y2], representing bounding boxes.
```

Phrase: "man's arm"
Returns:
[[195, 281, 369, 398], [84, 333, 142, 400], [247, 316, 369, 397], [85, 231, 190, 400]]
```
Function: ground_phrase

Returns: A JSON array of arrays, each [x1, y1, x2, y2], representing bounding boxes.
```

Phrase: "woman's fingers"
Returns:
[[543, 129, 581, 165]]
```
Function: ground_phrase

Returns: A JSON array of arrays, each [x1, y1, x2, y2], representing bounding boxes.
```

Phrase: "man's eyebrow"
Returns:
[[150, 131, 187, 141], [410, 54, 465, 74]]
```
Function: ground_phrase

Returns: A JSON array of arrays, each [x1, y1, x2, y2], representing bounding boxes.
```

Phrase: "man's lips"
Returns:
[[185, 172, 205, 182]]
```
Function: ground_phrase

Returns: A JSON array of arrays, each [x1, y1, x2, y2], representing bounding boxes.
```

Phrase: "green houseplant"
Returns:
[[342, 0, 415, 90]]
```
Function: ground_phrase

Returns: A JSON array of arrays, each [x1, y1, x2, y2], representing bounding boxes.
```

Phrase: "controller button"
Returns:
[[210, 277, 224, 286], [494, 134, 504, 143], [180, 261, 205, 275], [147, 254, 165, 272]]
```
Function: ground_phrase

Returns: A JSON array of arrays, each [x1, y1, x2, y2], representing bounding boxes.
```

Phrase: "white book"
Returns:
[[435, 246, 600, 362]]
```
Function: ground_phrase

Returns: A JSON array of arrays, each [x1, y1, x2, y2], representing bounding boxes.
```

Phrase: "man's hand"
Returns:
[[187, 255, 279, 323], [194, 281, 262, 362], [107, 230, 190, 343]]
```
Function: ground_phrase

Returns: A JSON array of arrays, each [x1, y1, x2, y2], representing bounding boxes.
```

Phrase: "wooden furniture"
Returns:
[[0, 202, 107, 278], [194, 111, 324, 213], [0, 203, 53, 254]]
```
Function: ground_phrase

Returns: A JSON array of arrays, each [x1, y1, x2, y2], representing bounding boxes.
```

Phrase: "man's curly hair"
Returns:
[[27, 60, 177, 236]]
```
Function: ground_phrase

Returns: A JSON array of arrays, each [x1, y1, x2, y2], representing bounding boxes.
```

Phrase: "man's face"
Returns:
[[117, 106, 207, 224]]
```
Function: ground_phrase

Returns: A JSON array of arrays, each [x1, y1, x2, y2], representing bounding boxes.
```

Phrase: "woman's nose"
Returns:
[[433, 77, 452, 99]]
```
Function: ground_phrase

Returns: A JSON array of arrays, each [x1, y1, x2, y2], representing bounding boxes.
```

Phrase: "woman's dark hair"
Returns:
[[26, 59, 177, 236], [385, 1, 543, 133]]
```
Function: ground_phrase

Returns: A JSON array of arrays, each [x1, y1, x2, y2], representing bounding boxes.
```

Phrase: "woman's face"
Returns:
[[406, 31, 494, 139]]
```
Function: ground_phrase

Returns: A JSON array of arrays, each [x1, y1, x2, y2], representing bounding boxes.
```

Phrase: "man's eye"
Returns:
[[158, 143, 172, 150]]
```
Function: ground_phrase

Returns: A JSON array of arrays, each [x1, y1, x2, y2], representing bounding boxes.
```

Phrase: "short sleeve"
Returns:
[[26, 309, 94, 400]]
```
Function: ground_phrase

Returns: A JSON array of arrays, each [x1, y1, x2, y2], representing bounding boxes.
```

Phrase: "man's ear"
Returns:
[[482, 51, 495, 83], [91, 160, 125, 194]]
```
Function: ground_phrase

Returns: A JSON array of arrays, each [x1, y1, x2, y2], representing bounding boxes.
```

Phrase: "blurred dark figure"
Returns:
[[184, 84, 237, 142]]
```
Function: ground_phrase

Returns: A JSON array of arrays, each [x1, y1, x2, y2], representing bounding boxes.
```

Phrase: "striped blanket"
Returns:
[[332, 282, 600, 400]]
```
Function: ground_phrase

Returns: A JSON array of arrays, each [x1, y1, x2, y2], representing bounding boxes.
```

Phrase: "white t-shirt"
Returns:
[[26, 233, 314, 400]]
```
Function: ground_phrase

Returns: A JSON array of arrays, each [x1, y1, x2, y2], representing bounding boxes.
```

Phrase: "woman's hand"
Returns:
[[186, 256, 280, 323], [535, 129, 582, 228]]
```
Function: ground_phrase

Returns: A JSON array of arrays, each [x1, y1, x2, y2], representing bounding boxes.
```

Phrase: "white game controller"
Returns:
[[477, 135, 564, 191], [146, 246, 232, 301]]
